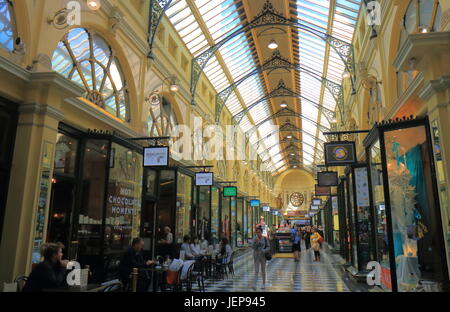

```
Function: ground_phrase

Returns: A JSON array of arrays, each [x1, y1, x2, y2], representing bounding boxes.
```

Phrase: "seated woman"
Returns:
[[23, 243, 69, 292], [180, 235, 194, 260], [190, 236, 204, 261], [216, 237, 232, 264]]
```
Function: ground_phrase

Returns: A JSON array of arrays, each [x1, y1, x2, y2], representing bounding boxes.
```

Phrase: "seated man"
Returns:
[[118, 237, 155, 292], [23, 243, 69, 292]]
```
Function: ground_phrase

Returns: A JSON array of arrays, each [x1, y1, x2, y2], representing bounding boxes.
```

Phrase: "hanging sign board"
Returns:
[[324, 141, 356, 166], [315, 185, 331, 196], [312, 198, 322, 206], [354, 167, 370, 207], [262, 206, 270, 212], [317, 171, 338, 186], [223, 186, 237, 197], [195, 172, 214, 186], [143, 146, 169, 167], [250, 200, 260, 207], [310, 205, 319, 210]]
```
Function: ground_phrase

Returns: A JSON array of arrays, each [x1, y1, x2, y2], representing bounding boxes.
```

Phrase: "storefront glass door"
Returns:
[[211, 186, 219, 245]]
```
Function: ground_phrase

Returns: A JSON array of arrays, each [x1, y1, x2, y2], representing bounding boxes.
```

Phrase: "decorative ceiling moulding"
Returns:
[[191, 0, 356, 114], [18, 103, 65, 122], [102, 0, 148, 55]]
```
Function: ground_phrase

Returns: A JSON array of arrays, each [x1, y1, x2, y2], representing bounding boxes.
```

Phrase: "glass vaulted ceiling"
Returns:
[[165, 0, 361, 175], [290, 0, 361, 173]]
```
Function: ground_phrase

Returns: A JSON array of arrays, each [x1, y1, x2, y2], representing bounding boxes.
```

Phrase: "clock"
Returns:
[[290, 192, 304, 207]]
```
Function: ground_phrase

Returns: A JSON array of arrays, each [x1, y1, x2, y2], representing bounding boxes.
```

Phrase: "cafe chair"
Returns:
[[14, 276, 28, 292], [192, 258, 206, 292], [180, 261, 195, 292], [165, 266, 183, 292], [101, 279, 123, 292], [227, 252, 235, 276]]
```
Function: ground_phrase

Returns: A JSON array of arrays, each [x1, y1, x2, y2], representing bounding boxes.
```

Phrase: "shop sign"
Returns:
[[250, 200, 260, 207], [223, 186, 237, 197], [317, 171, 338, 186], [143, 146, 169, 167], [324, 141, 356, 166], [312, 198, 322, 206], [315, 185, 331, 196], [262, 205, 270, 212], [195, 172, 214, 186], [354, 167, 370, 207]]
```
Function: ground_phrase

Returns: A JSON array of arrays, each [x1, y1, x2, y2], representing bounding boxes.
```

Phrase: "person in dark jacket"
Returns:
[[303, 227, 312, 250], [22, 243, 69, 292], [118, 237, 155, 291]]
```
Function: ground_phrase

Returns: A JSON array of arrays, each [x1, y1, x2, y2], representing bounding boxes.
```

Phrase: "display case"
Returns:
[[345, 164, 376, 276], [364, 116, 449, 292]]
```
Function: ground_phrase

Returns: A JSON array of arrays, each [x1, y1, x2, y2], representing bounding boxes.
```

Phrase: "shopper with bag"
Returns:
[[251, 226, 271, 290], [310, 228, 322, 262]]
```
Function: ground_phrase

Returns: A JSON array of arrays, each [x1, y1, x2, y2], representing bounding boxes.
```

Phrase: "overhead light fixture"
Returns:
[[280, 102, 288, 108], [342, 71, 351, 79], [268, 39, 278, 50], [419, 25, 428, 33], [87, 0, 101, 10], [170, 84, 179, 92]]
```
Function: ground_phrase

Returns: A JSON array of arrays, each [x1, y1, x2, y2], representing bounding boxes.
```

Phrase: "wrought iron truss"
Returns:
[[262, 143, 315, 165], [261, 140, 323, 162], [254, 121, 326, 148], [191, 1, 355, 106], [244, 105, 330, 138], [147, 0, 174, 59], [214, 51, 342, 125]]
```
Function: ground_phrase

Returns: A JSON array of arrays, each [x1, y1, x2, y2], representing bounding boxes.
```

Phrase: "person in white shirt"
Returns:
[[180, 235, 194, 260], [190, 236, 204, 261]]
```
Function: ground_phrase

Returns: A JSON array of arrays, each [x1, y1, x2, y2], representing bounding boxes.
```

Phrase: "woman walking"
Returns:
[[251, 226, 271, 290], [310, 227, 322, 262]]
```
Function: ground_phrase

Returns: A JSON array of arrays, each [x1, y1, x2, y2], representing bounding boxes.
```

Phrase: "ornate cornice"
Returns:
[[418, 75, 450, 101]]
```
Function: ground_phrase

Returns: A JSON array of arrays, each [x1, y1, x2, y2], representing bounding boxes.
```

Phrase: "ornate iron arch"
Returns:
[[192, 1, 355, 106], [215, 53, 343, 125], [147, 0, 174, 59], [245, 107, 330, 138], [253, 121, 326, 149]]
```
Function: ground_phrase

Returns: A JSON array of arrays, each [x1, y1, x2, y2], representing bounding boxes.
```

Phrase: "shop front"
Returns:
[[364, 117, 450, 292], [0, 97, 17, 245], [45, 125, 143, 282], [337, 177, 350, 262]]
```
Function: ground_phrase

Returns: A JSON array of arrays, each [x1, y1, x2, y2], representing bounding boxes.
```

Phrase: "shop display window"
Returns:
[[430, 120, 450, 269], [231, 198, 237, 247], [221, 196, 231, 242], [157, 170, 175, 241], [197, 186, 211, 243], [211, 187, 220, 245], [347, 171, 358, 268], [104, 143, 143, 257], [365, 118, 449, 292], [175, 172, 192, 244], [237, 199, 243, 247]]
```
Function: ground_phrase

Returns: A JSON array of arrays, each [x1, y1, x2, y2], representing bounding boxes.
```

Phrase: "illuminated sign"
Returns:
[[143, 146, 169, 167], [223, 186, 237, 197], [195, 172, 214, 186], [324, 141, 356, 166]]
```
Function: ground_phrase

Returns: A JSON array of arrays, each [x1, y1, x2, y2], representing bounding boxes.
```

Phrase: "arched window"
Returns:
[[147, 95, 177, 137], [0, 0, 15, 51], [52, 28, 130, 121]]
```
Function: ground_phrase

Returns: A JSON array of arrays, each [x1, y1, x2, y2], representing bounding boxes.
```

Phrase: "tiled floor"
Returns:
[[198, 242, 356, 292]]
